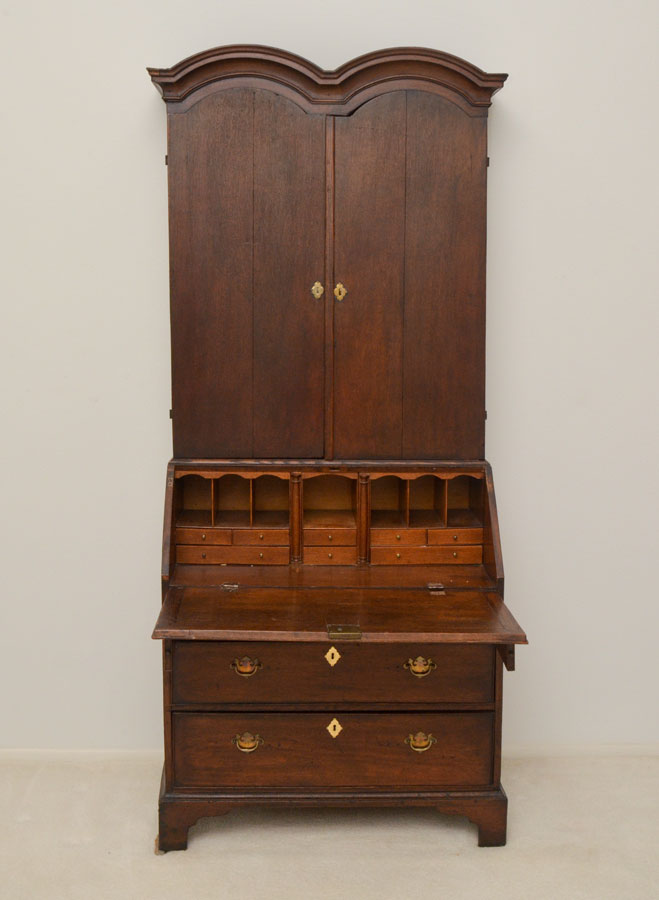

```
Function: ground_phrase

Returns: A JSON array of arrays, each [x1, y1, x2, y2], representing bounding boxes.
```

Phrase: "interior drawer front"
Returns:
[[303, 547, 358, 565], [232, 529, 289, 546], [172, 642, 494, 705], [304, 528, 356, 546], [427, 528, 484, 545], [370, 528, 427, 546], [176, 546, 289, 565], [370, 546, 483, 565], [172, 711, 494, 789], [175, 527, 232, 546]]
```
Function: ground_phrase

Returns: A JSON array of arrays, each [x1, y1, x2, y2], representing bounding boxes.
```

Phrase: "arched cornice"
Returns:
[[147, 45, 507, 116]]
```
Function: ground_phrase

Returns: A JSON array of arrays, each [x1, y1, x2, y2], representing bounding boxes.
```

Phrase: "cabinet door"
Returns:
[[168, 89, 325, 458], [332, 91, 487, 459]]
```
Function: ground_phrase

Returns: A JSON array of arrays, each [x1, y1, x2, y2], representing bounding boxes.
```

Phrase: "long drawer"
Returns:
[[370, 546, 482, 565], [176, 546, 289, 565], [172, 711, 494, 789], [172, 642, 494, 705]]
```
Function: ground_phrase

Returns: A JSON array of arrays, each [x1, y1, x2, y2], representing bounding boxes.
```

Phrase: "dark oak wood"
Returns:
[[149, 45, 523, 851], [172, 641, 495, 705], [172, 712, 494, 789], [153, 587, 527, 645]]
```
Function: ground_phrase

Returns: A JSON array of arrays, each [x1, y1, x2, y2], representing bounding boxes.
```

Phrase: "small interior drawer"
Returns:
[[303, 547, 358, 565], [427, 528, 484, 545], [232, 529, 289, 546], [176, 546, 290, 565], [370, 528, 427, 546], [175, 527, 232, 545], [370, 546, 483, 565], [303, 528, 356, 546]]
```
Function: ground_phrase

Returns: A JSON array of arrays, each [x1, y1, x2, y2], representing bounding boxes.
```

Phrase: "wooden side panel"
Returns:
[[403, 92, 487, 458], [253, 94, 326, 457], [333, 92, 407, 458], [168, 89, 254, 458]]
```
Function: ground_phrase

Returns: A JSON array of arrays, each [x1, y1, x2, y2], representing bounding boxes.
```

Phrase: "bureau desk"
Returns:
[[148, 46, 527, 850]]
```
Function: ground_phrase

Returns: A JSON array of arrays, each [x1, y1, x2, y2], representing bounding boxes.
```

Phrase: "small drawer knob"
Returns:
[[396, 552, 401, 559], [259, 533, 264, 540], [201, 552, 206, 559], [328, 552, 333, 559], [328, 534, 333, 541], [453, 534, 458, 541], [396, 534, 401, 540], [259, 552, 264, 559], [453, 551, 458, 558], [202, 533, 207, 540]]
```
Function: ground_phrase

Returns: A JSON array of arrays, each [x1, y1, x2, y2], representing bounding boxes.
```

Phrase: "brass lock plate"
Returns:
[[327, 624, 362, 640]]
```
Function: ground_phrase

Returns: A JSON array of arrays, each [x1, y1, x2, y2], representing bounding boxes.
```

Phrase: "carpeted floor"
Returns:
[[1, 752, 657, 899]]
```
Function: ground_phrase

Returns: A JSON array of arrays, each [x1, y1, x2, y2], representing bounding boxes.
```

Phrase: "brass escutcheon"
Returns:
[[405, 731, 437, 753], [334, 282, 347, 301], [403, 656, 437, 678], [232, 732, 264, 753], [230, 656, 262, 677], [311, 281, 324, 299]]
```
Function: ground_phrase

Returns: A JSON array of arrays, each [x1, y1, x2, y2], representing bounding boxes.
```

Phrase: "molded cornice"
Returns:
[[147, 45, 507, 115]]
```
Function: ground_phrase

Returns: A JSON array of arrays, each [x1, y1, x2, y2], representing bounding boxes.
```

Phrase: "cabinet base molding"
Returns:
[[157, 771, 508, 851]]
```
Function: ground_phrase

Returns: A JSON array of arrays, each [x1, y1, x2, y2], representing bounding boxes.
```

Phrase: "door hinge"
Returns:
[[486, 156, 490, 167], [484, 410, 488, 420], [169, 409, 173, 419], [165, 154, 168, 165]]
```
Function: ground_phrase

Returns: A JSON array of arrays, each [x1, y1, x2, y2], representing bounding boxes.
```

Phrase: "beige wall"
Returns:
[[1, 0, 658, 749]]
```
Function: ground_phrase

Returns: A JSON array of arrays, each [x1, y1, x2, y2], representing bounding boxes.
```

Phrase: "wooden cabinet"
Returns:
[[148, 45, 526, 852]]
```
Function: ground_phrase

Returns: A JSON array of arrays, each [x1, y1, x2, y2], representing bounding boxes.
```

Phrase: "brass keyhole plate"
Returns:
[[326, 718, 343, 738], [325, 646, 341, 667]]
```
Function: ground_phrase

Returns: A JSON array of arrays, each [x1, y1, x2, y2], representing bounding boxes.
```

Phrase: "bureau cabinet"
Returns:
[[148, 45, 526, 851]]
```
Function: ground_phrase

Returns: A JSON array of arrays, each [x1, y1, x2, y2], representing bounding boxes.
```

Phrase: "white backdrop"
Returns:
[[1, 0, 658, 750]]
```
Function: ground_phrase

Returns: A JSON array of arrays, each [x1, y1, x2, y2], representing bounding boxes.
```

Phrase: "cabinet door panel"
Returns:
[[403, 92, 487, 458], [168, 89, 325, 459], [333, 92, 407, 458], [169, 89, 254, 458], [253, 93, 325, 457]]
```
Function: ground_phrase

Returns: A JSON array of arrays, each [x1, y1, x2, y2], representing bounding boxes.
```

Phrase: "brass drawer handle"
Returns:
[[405, 731, 436, 753], [230, 656, 262, 677], [232, 732, 264, 753], [404, 656, 436, 678], [334, 282, 347, 301]]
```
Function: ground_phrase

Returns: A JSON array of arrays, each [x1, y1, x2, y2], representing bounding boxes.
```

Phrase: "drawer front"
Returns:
[[304, 528, 356, 546], [370, 528, 427, 546], [176, 546, 289, 565], [370, 546, 483, 565], [172, 642, 494, 705], [232, 529, 289, 546], [175, 527, 232, 546], [173, 711, 494, 789], [303, 547, 358, 565], [427, 528, 484, 546]]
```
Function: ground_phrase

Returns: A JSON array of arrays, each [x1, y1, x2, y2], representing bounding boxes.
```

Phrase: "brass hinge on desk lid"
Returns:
[[327, 624, 362, 640], [221, 583, 239, 592]]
